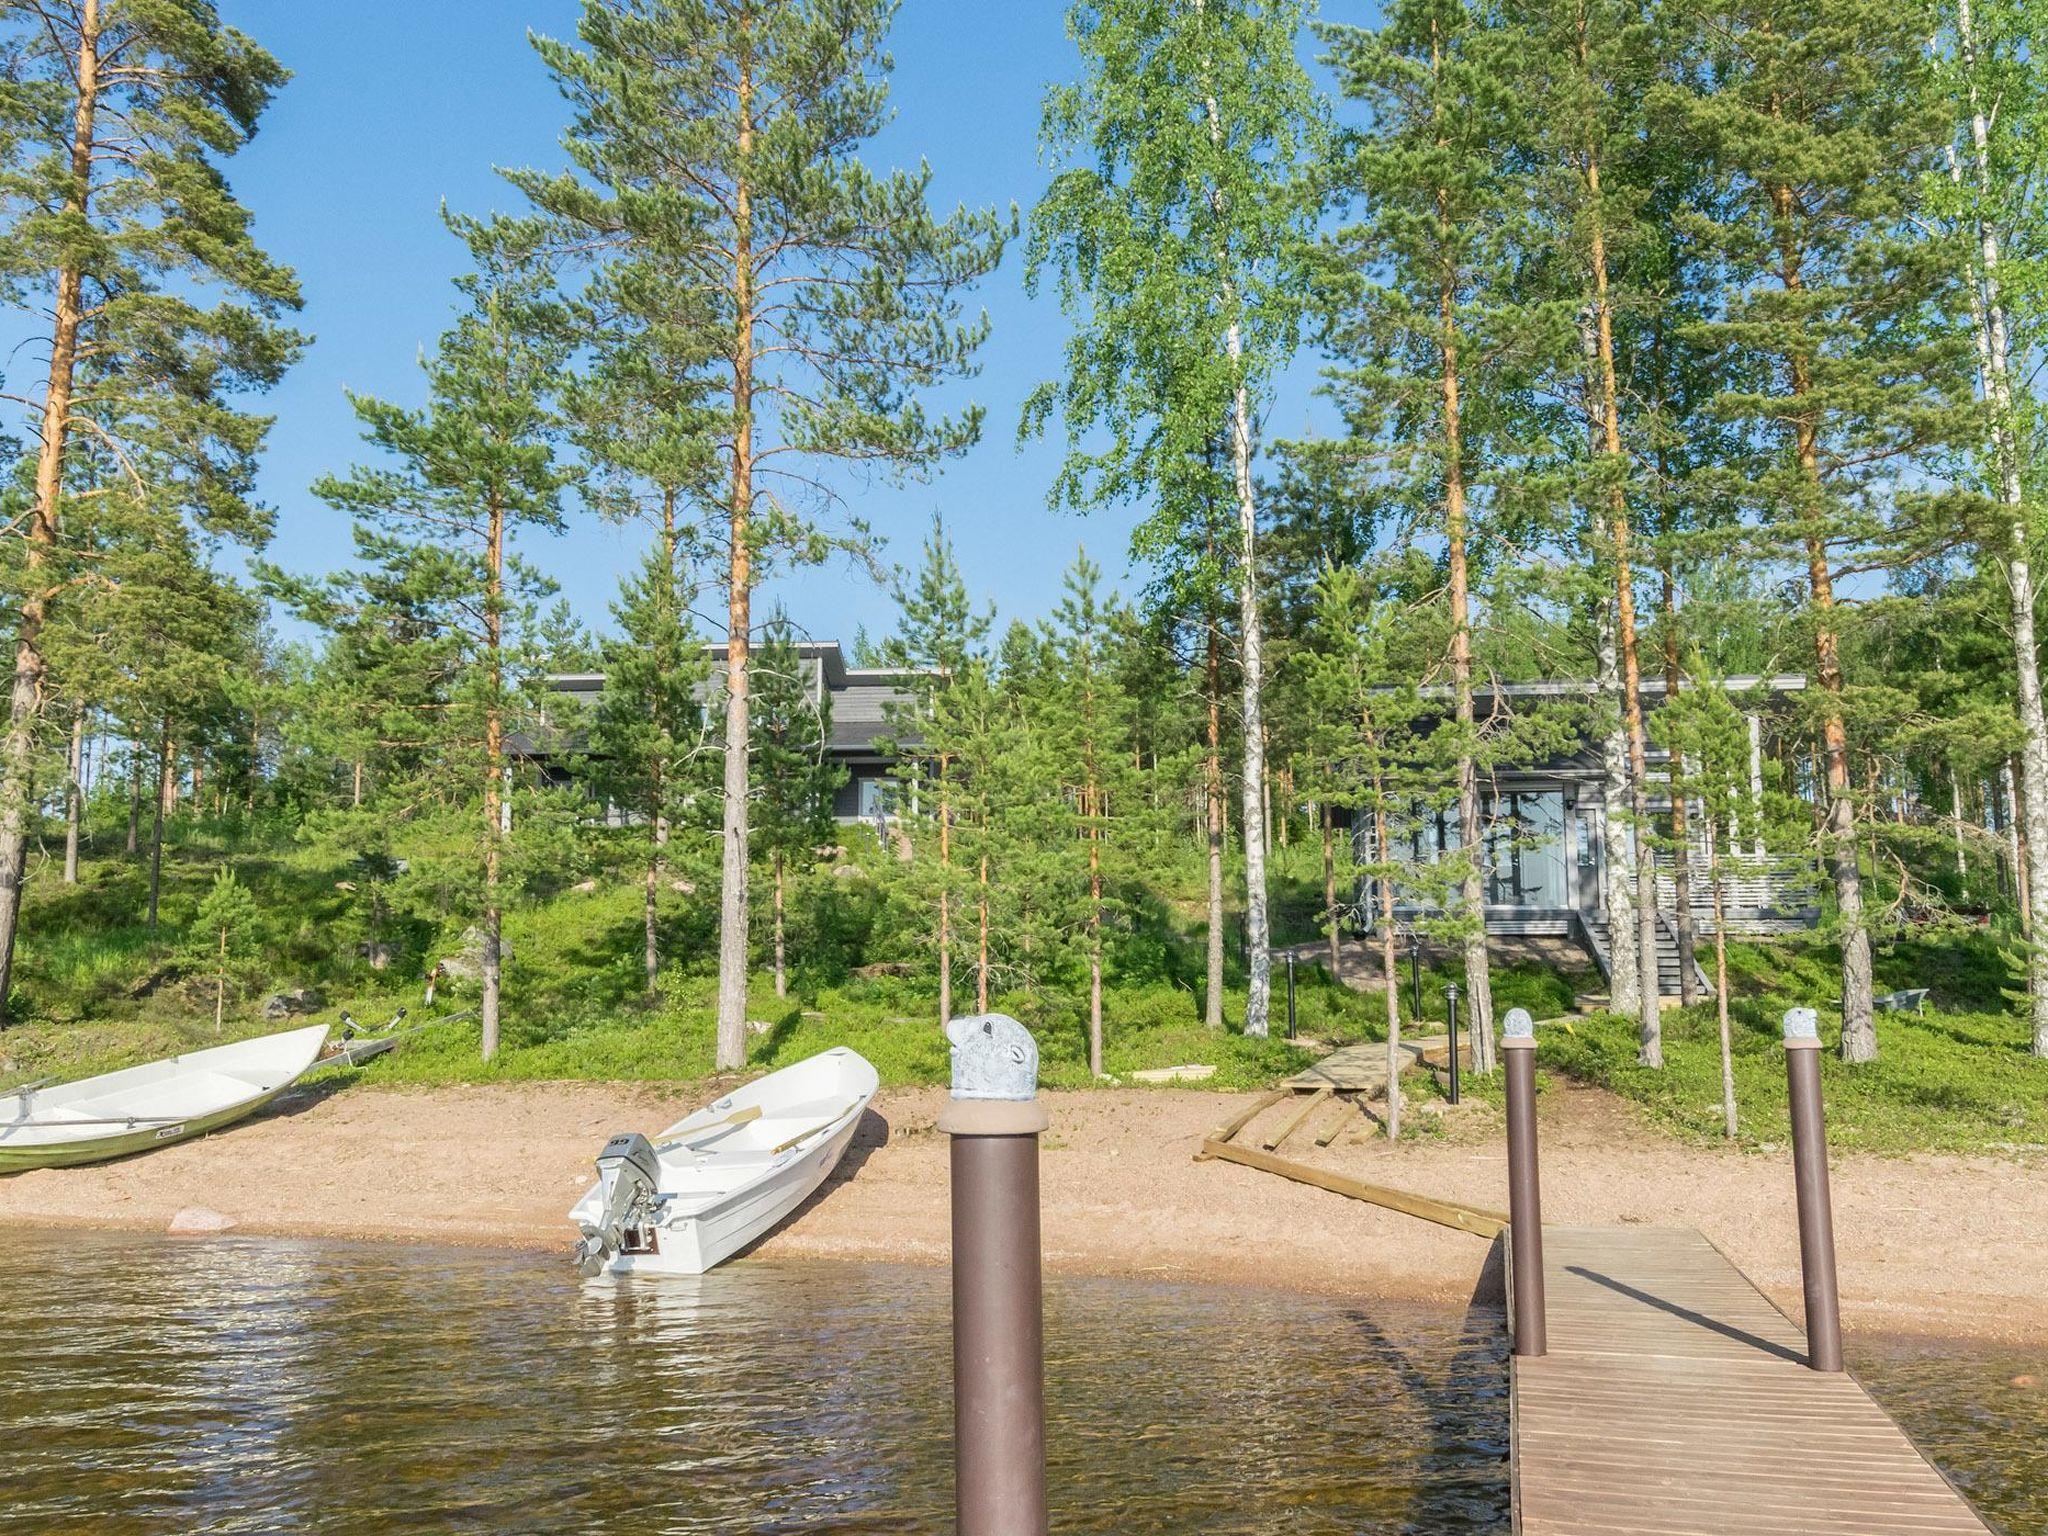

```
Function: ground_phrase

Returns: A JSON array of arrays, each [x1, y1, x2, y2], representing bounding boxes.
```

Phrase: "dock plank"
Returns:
[[1511, 1226, 1993, 1536]]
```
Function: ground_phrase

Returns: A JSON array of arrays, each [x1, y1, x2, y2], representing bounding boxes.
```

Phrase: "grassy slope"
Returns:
[[6, 828, 2043, 1158], [1527, 931, 2048, 1155]]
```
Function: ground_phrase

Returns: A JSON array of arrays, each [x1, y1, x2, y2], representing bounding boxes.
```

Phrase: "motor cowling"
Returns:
[[574, 1131, 662, 1277]]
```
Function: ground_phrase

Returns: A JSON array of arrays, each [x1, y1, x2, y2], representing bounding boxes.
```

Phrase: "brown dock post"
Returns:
[[1782, 1006, 1843, 1373], [1501, 1006, 1546, 1357], [942, 1013, 1050, 1536]]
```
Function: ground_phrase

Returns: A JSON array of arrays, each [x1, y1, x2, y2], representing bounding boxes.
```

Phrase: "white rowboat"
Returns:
[[570, 1046, 879, 1277], [0, 1023, 330, 1172]]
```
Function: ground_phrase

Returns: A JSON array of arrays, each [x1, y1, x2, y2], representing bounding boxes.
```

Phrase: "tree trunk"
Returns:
[[127, 749, 141, 855], [147, 718, 170, 932], [938, 755, 952, 1028], [214, 929, 227, 1034], [1444, 334, 1494, 1069], [1232, 365, 1271, 1037], [977, 848, 990, 1013], [2006, 759, 2031, 931], [1950, 765, 1968, 888], [0, 3, 100, 1024], [1772, 182, 1875, 1061], [1433, 35, 1494, 1071], [773, 849, 787, 999], [1322, 803, 1341, 974], [644, 849, 661, 999], [1088, 801, 1103, 1077], [1205, 613, 1227, 1030], [643, 760, 667, 999], [1582, 144, 1663, 1063], [1953, 0, 2048, 1055], [62, 707, 82, 885], [1377, 798, 1401, 1142], [714, 61, 760, 1074], [480, 497, 507, 1062], [1597, 606, 1642, 1015], [1710, 821, 1736, 1139]]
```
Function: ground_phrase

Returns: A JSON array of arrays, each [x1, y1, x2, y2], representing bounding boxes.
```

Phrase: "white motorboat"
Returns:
[[570, 1045, 879, 1277], [0, 1023, 329, 1172]]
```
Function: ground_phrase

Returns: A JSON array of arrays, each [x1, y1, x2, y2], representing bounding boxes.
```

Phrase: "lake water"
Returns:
[[0, 1232, 2038, 1534]]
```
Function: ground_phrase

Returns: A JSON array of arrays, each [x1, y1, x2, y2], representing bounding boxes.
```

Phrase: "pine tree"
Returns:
[[1319, 0, 1539, 1071], [1659, 669, 1813, 1136], [752, 617, 844, 1000], [516, 0, 1007, 1070], [1297, 561, 1438, 1137], [0, 0, 303, 1020], [303, 217, 569, 1060], [1502, 0, 1671, 1061], [1033, 550, 1144, 1075], [879, 514, 991, 1026], [1027, 0, 1324, 1038], [186, 864, 258, 1033], [95, 531, 261, 930], [1667, 0, 1979, 1059], [588, 542, 712, 998]]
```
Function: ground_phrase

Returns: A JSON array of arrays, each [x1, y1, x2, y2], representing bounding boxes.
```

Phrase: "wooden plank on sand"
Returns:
[[1261, 1085, 1331, 1150], [1312, 1093, 1358, 1147], [1197, 1138, 1505, 1238], [1194, 1088, 1289, 1157]]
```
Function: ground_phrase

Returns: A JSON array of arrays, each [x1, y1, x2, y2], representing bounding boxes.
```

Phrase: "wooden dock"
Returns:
[[1511, 1225, 1995, 1535]]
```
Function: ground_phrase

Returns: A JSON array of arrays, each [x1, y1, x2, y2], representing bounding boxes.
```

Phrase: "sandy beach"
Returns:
[[0, 1075, 2039, 1343]]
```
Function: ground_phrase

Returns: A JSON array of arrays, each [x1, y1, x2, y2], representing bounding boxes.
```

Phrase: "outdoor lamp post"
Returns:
[[1444, 982, 1462, 1105]]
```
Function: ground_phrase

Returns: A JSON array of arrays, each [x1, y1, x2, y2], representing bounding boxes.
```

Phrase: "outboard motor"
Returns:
[[573, 1132, 662, 1278]]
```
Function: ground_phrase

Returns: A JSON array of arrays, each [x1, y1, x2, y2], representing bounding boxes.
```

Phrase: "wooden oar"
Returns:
[[662, 1104, 762, 1152], [769, 1115, 847, 1156]]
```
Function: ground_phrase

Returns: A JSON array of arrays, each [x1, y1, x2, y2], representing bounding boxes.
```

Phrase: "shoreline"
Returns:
[[0, 1078, 2041, 1346]]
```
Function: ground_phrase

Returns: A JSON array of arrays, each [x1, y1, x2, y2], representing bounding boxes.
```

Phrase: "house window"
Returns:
[[1485, 792, 1567, 908], [857, 776, 890, 819]]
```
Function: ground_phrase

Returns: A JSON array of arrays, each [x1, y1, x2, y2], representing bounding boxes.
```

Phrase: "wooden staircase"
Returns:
[[1577, 910, 1711, 998]]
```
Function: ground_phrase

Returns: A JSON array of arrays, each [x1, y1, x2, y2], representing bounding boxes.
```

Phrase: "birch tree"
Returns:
[[1027, 0, 1324, 1036], [1932, 0, 2048, 1056]]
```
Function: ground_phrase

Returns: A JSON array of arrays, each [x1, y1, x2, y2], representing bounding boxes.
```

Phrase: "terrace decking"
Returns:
[[1510, 1225, 1995, 1535]]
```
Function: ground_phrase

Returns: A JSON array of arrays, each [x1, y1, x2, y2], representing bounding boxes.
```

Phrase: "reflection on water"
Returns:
[[0, 1231, 1507, 1534], [0, 1231, 2039, 1535], [1857, 1338, 2048, 1531]]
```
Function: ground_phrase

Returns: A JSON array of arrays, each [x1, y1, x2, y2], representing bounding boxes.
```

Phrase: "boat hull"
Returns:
[[0, 1023, 329, 1173], [608, 1109, 863, 1276], [0, 1081, 303, 1173], [573, 1046, 879, 1278]]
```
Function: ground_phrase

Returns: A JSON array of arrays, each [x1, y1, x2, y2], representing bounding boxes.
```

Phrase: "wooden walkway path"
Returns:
[[1282, 1034, 1444, 1092], [1511, 1226, 1995, 1535]]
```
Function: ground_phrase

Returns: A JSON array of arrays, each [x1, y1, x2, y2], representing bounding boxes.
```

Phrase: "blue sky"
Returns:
[[218, 1, 1342, 653]]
